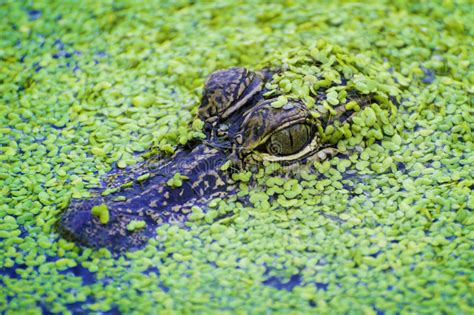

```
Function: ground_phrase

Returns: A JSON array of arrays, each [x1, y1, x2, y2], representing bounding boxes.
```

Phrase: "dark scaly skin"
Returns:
[[59, 145, 231, 251], [59, 67, 372, 252]]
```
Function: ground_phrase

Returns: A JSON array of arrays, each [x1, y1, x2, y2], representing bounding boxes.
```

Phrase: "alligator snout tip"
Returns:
[[58, 197, 155, 252], [58, 197, 107, 246]]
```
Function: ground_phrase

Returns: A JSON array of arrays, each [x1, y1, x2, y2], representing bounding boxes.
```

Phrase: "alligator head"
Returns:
[[58, 67, 371, 252]]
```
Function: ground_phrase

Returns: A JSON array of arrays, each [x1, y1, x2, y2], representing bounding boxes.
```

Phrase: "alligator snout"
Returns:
[[59, 145, 232, 251]]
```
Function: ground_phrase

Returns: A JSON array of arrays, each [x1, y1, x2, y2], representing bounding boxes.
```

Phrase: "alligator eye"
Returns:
[[259, 124, 314, 156]]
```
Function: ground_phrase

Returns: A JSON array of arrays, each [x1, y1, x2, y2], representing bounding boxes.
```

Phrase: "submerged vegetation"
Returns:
[[0, 0, 472, 313]]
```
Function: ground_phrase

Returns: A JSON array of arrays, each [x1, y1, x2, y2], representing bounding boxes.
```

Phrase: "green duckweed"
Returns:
[[166, 172, 189, 188], [1, 0, 473, 314], [126, 220, 146, 232], [91, 204, 109, 224]]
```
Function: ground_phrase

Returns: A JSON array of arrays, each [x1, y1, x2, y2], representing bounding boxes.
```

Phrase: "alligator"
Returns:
[[59, 66, 378, 252]]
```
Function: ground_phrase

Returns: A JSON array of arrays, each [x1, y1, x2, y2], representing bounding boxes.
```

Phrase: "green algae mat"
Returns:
[[1, 0, 473, 314]]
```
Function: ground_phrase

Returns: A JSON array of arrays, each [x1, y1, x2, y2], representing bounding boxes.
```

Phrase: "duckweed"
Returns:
[[126, 220, 146, 232], [91, 204, 109, 224], [1, 0, 473, 314], [136, 173, 150, 182], [166, 172, 189, 188], [270, 95, 288, 108]]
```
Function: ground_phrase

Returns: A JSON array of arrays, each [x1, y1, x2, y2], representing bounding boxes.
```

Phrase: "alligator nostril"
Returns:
[[59, 198, 98, 239]]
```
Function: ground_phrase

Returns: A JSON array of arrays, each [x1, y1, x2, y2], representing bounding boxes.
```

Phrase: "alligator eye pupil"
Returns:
[[265, 124, 313, 156]]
